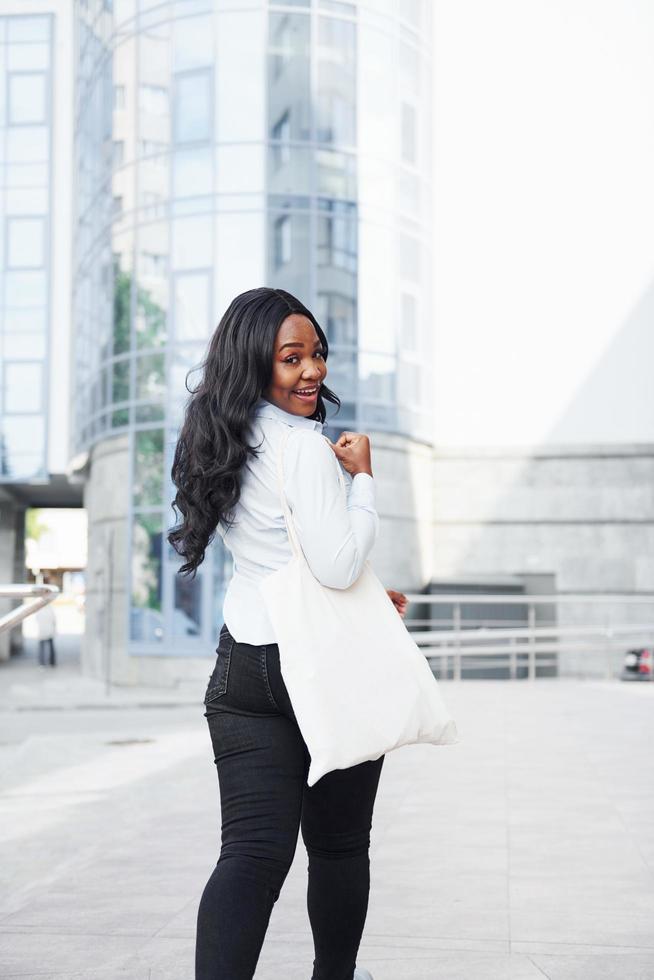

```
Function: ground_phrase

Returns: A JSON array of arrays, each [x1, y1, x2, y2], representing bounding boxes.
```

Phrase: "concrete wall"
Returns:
[[431, 444, 654, 677]]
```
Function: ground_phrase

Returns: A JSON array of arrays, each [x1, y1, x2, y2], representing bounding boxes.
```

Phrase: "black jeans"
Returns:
[[196, 623, 385, 980]]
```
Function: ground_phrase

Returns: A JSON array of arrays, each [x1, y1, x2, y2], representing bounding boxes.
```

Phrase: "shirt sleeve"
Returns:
[[282, 428, 380, 589]]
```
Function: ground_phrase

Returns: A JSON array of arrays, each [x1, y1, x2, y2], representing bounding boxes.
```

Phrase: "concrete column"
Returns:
[[0, 500, 26, 662], [81, 434, 130, 685]]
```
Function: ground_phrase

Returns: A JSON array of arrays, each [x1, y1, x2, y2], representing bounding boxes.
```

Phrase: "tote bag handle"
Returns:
[[274, 427, 347, 563]]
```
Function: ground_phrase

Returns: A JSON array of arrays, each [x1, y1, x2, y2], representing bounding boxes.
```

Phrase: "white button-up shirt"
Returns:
[[217, 396, 380, 644]]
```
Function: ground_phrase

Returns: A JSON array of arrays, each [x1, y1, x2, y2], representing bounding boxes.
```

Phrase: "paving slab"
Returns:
[[1, 676, 654, 979]]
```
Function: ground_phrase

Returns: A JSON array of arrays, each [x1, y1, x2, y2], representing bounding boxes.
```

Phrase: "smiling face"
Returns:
[[263, 313, 328, 416]]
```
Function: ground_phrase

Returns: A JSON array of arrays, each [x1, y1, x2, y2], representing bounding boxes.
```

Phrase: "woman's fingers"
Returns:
[[386, 589, 409, 617]]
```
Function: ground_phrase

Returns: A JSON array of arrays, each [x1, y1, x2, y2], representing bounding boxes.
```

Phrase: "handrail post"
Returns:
[[453, 602, 461, 681], [528, 603, 536, 680], [509, 636, 517, 680], [104, 527, 114, 697], [605, 623, 613, 680]]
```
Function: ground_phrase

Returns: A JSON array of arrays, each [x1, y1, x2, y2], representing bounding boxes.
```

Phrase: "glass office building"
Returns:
[[74, 0, 433, 679], [0, 14, 53, 481]]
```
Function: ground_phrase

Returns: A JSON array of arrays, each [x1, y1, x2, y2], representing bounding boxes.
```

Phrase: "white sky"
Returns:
[[431, 0, 654, 446]]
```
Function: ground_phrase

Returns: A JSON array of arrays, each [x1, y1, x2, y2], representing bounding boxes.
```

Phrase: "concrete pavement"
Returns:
[[1, 652, 654, 979], [0, 635, 202, 711]]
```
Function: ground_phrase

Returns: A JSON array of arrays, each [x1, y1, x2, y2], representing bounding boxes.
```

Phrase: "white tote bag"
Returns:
[[259, 427, 458, 787]]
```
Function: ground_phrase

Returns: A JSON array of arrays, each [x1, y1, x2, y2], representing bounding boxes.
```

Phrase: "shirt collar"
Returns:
[[252, 396, 324, 432]]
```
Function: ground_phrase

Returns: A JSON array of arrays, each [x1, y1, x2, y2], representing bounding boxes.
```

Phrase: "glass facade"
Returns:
[[0, 14, 53, 481], [74, 0, 433, 657]]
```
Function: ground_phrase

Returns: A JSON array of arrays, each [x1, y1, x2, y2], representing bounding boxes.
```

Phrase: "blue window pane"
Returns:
[[1, 454, 45, 479], [130, 514, 163, 643], [5, 271, 47, 307], [135, 352, 166, 401], [114, 0, 137, 23], [5, 163, 48, 187], [1, 416, 44, 459], [173, 573, 203, 637], [399, 233, 420, 282], [173, 271, 210, 341], [8, 43, 50, 71], [6, 188, 49, 214], [3, 308, 46, 332], [7, 127, 48, 162], [133, 429, 164, 507], [274, 214, 291, 267], [173, 70, 212, 143], [359, 351, 396, 401], [9, 73, 47, 125], [3, 362, 43, 413], [211, 535, 233, 641], [401, 102, 416, 164], [271, 110, 291, 169], [400, 293, 418, 350], [315, 293, 357, 346], [173, 148, 212, 197], [171, 216, 212, 270], [172, 15, 213, 71], [7, 217, 46, 268], [316, 17, 356, 145], [7, 17, 51, 43], [3, 332, 47, 359]]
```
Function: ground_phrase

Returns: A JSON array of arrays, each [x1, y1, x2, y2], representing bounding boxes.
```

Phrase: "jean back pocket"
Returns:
[[204, 630, 235, 704]]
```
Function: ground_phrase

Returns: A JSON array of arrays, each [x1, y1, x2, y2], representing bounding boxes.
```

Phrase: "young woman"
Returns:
[[169, 286, 408, 980]]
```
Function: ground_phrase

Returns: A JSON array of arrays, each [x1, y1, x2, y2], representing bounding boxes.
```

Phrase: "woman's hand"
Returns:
[[325, 432, 373, 478], [386, 588, 408, 618]]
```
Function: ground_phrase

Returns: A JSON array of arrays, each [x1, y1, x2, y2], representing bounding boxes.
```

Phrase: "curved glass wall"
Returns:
[[74, 0, 433, 657]]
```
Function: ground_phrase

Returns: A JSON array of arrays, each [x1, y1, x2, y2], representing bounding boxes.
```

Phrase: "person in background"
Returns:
[[35, 579, 57, 668]]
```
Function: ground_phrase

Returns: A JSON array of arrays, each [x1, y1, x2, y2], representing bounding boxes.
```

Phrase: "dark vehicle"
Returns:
[[621, 647, 653, 681]]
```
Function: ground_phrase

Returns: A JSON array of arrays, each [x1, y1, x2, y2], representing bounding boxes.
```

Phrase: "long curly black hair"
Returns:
[[167, 286, 341, 577]]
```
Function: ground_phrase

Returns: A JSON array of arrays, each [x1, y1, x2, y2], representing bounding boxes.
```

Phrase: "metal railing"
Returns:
[[3, 586, 652, 682], [0, 584, 60, 635], [403, 592, 654, 681]]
